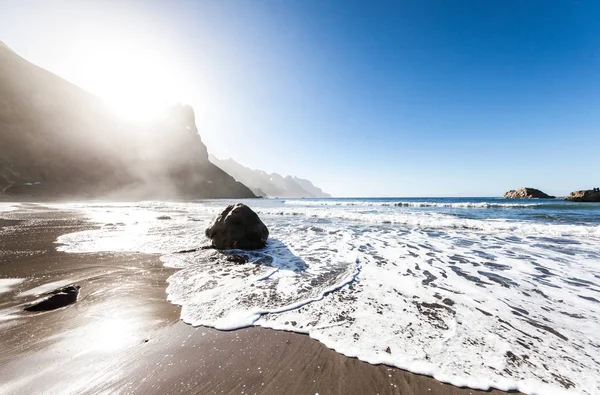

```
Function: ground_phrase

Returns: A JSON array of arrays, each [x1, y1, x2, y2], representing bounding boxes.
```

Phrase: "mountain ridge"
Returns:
[[209, 155, 331, 198]]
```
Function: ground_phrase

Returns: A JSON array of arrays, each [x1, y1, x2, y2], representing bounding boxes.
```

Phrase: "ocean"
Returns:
[[13, 198, 600, 394]]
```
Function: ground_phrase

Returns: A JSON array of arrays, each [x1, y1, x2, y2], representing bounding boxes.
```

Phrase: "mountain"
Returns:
[[209, 155, 331, 198], [292, 176, 331, 198], [0, 41, 255, 199]]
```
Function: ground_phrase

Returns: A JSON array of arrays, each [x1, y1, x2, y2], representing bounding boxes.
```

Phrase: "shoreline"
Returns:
[[0, 205, 517, 394]]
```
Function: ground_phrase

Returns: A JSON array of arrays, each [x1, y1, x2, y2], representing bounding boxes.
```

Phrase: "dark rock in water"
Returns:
[[205, 204, 269, 250], [156, 215, 171, 220], [504, 187, 554, 199], [24, 285, 81, 312], [565, 189, 600, 202]]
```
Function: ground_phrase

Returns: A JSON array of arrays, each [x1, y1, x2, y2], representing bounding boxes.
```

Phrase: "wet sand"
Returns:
[[0, 206, 515, 395]]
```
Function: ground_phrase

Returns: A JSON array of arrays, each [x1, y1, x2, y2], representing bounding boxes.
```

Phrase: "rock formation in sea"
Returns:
[[205, 203, 269, 250], [565, 189, 600, 202], [209, 155, 331, 198], [503, 187, 555, 199], [0, 40, 255, 199]]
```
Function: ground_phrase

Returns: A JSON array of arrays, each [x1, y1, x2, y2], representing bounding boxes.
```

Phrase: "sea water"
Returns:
[[32, 198, 600, 394]]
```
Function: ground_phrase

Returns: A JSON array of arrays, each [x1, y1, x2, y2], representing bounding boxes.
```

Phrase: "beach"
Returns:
[[1, 1, 598, 393], [0, 205, 517, 395]]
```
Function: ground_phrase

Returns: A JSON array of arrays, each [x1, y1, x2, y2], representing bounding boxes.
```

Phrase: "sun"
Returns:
[[61, 34, 190, 122]]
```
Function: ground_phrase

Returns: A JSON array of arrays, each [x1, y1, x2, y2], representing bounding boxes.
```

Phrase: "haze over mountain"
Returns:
[[0, 40, 254, 199], [209, 155, 331, 198]]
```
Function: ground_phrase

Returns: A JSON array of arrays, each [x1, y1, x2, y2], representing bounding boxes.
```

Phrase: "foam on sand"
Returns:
[[0, 203, 17, 214], [18, 279, 77, 297], [0, 278, 25, 294]]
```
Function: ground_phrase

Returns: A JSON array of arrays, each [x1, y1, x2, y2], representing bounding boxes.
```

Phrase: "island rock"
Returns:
[[565, 189, 600, 202], [205, 204, 269, 250], [504, 187, 554, 199]]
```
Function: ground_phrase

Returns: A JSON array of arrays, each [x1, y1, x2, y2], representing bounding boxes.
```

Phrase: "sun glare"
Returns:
[[62, 35, 190, 122]]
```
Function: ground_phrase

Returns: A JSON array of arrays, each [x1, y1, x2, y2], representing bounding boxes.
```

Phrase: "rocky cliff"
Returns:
[[504, 187, 554, 199], [209, 155, 331, 198], [0, 41, 255, 199]]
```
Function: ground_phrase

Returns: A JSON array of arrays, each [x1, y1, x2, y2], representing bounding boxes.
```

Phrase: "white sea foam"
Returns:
[[0, 278, 25, 294], [52, 200, 600, 394], [18, 279, 76, 297], [0, 203, 17, 213]]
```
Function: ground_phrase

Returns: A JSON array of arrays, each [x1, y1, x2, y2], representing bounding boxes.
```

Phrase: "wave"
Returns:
[[258, 207, 600, 239], [283, 199, 600, 210], [284, 199, 540, 208]]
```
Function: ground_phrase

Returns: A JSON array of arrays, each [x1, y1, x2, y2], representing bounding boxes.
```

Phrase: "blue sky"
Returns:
[[1, 0, 599, 197]]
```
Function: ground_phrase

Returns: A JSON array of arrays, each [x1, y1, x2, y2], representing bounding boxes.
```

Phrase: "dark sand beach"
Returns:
[[0, 206, 514, 395]]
